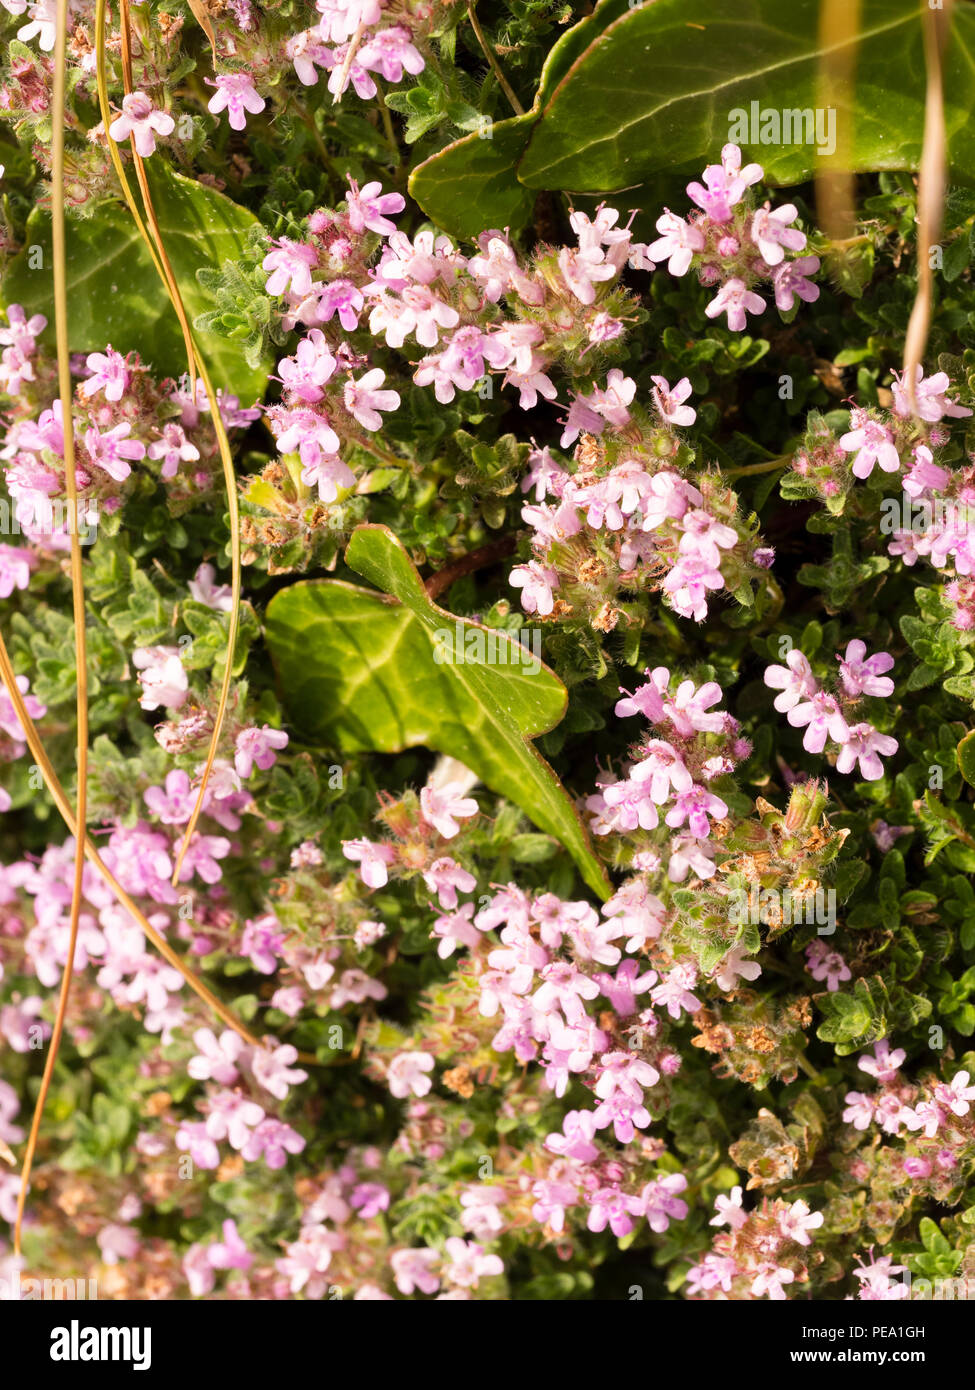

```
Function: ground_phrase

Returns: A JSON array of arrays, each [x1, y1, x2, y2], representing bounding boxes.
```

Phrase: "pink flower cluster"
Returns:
[[260, 183, 653, 471], [0, 330, 259, 569], [512, 431, 757, 627], [588, 667, 748, 884], [288, 0, 425, 103], [687, 1187, 824, 1299], [649, 144, 820, 328], [764, 640, 897, 781], [844, 1040, 975, 1150]]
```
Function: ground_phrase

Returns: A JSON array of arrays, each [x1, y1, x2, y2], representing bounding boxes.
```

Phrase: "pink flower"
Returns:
[[665, 785, 728, 839], [239, 914, 286, 974], [705, 277, 766, 331], [342, 837, 396, 888], [751, 1262, 795, 1300], [387, 1051, 435, 1099], [0, 544, 35, 597], [343, 368, 400, 430], [764, 650, 819, 712], [234, 724, 289, 779], [188, 562, 232, 612], [286, 28, 333, 86], [772, 255, 820, 311], [788, 689, 849, 754], [647, 210, 705, 276], [278, 330, 337, 402], [531, 1178, 580, 1233], [175, 1120, 220, 1169], [421, 856, 476, 909], [842, 1091, 875, 1131], [510, 560, 558, 617], [132, 645, 188, 711], [271, 405, 340, 466], [183, 1244, 216, 1295], [933, 1070, 975, 1117], [207, 72, 266, 131], [587, 1186, 641, 1237], [686, 144, 762, 221], [316, 0, 383, 45], [431, 903, 483, 958], [108, 91, 175, 157], [750, 203, 806, 265], [858, 1038, 906, 1082], [148, 422, 200, 480], [805, 940, 851, 992], [251, 1040, 308, 1100], [81, 345, 130, 402], [276, 1224, 341, 1294], [263, 239, 319, 298], [839, 411, 900, 478], [589, 369, 636, 429], [344, 178, 405, 236], [443, 1237, 503, 1289], [679, 509, 738, 568], [359, 25, 425, 83], [778, 1198, 823, 1246], [710, 1185, 747, 1230], [239, 1117, 306, 1168], [854, 1254, 909, 1301], [558, 244, 616, 305], [649, 961, 701, 1019], [315, 279, 365, 331], [301, 453, 356, 503], [835, 722, 898, 781], [96, 1223, 141, 1265], [630, 738, 693, 803], [637, 1173, 689, 1233], [207, 1219, 253, 1272], [650, 375, 696, 427], [713, 945, 762, 992], [903, 443, 949, 499], [892, 366, 972, 422], [420, 783, 479, 839], [83, 423, 145, 482], [837, 640, 894, 699], [187, 1027, 247, 1086], [350, 1181, 391, 1218], [390, 1248, 440, 1296]]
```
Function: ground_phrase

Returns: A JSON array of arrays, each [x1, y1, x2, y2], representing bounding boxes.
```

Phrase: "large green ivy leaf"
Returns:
[[413, 0, 975, 238], [518, 0, 975, 192], [264, 524, 611, 898], [3, 163, 269, 402]]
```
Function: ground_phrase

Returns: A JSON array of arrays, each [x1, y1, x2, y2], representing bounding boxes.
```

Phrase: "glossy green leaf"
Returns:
[[264, 524, 611, 898], [414, 0, 975, 239], [3, 162, 269, 402], [957, 730, 975, 787], [409, 114, 538, 241], [518, 0, 975, 193]]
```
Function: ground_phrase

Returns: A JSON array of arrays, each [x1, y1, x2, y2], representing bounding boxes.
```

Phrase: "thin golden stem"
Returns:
[[466, 2, 525, 117], [14, 0, 89, 1259], [903, 0, 954, 415], [109, 0, 243, 888]]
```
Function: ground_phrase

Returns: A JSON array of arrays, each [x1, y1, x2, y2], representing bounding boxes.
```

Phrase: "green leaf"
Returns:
[[409, 115, 537, 242], [516, 0, 975, 195], [957, 729, 975, 787], [264, 524, 611, 898], [3, 163, 270, 402]]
